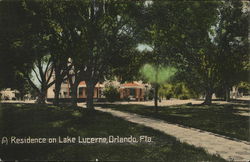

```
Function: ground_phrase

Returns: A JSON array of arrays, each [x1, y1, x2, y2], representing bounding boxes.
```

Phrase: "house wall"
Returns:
[[46, 77, 146, 101], [78, 87, 102, 99], [120, 88, 144, 101]]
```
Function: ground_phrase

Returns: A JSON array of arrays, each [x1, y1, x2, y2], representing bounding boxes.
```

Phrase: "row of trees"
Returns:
[[0, 0, 142, 108], [0, 0, 248, 108]]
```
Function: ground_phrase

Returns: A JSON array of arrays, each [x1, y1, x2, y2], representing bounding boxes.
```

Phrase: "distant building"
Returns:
[[47, 81, 104, 98], [46, 60, 148, 101], [119, 82, 145, 101], [47, 81, 104, 99], [47, 80, 147, 101], [0, 88, 19, 100]]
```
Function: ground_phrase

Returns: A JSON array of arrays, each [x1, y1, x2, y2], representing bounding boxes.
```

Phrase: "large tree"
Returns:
[[0, 0, 57, 104], [0, 0, 26, 90], [135, 1, 219, 106], [167, 1, 220, 105], [53, 0, 142, 109], [0, 0, 34, 96], [214, 0, 249, 101], [176, 1, 249, 104], [135, 1, 181, 109], [42, 1, 74, 106]]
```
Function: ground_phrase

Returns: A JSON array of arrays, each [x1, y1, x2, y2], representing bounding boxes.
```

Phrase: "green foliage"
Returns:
[[103, 85, 120, 102], [0, 0, 248, 105], [140, 64, 176, 84], [172, 83, 190, 99], [144, 89, 154, 100], [137, 1, 220, 105], [0, 0, 56, 103], [238, 82, 250, 95], [214, 0, 248, 98], [112, 50, 150, 82], [140, 63, 177, 108], [159, 84, 173, 100], [159, 83, 200, 100]]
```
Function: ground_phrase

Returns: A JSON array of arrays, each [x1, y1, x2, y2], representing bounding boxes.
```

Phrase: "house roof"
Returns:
[[120, 82, 144, 89]]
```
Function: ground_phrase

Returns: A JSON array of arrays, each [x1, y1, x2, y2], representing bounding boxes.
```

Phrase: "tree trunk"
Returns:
[[203, 88, 212, 105], [154, 84, 159, 112], [225, 87, 230, 102], [86, 80, 95, 110], [70, 84, 78, 107], [53, 80, 61, 106], [37, 88, 47, 104], [20, 91, 25, 101]]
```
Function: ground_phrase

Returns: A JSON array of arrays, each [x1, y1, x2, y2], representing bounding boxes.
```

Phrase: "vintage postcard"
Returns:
[[0, 0, 249, 161]]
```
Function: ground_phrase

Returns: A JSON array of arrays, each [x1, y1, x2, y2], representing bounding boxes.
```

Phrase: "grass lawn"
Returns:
[[97, 102, 250, 142], [0, 103, 225, 161]]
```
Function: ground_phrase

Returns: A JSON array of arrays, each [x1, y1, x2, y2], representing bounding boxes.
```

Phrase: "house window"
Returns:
[[79, 87, 84, 97], [130, 89, 136, 97]]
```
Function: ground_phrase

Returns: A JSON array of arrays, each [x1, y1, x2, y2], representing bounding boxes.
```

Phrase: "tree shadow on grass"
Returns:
[[97, 103, 250, 141], [0, 103, 226, 161]]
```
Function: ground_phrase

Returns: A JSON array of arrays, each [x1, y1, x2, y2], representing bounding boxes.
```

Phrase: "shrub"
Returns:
[[160, 82, 200, 100], [165, 92, 173, 100], [148, 89, 154, 100], [103, 85, 120, 102], [144, 89, 154, 100], [238, 82, 250, 95], [178, 94, 189, 100]]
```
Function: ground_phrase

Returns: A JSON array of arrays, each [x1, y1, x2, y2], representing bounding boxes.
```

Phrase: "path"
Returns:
[[95, 99, 203, 106], [93, 98, 249, 117], [95, 107, 250, 162]]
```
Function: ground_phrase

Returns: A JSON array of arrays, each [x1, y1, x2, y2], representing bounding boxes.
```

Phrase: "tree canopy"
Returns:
[[0, 0, 248, 106]]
